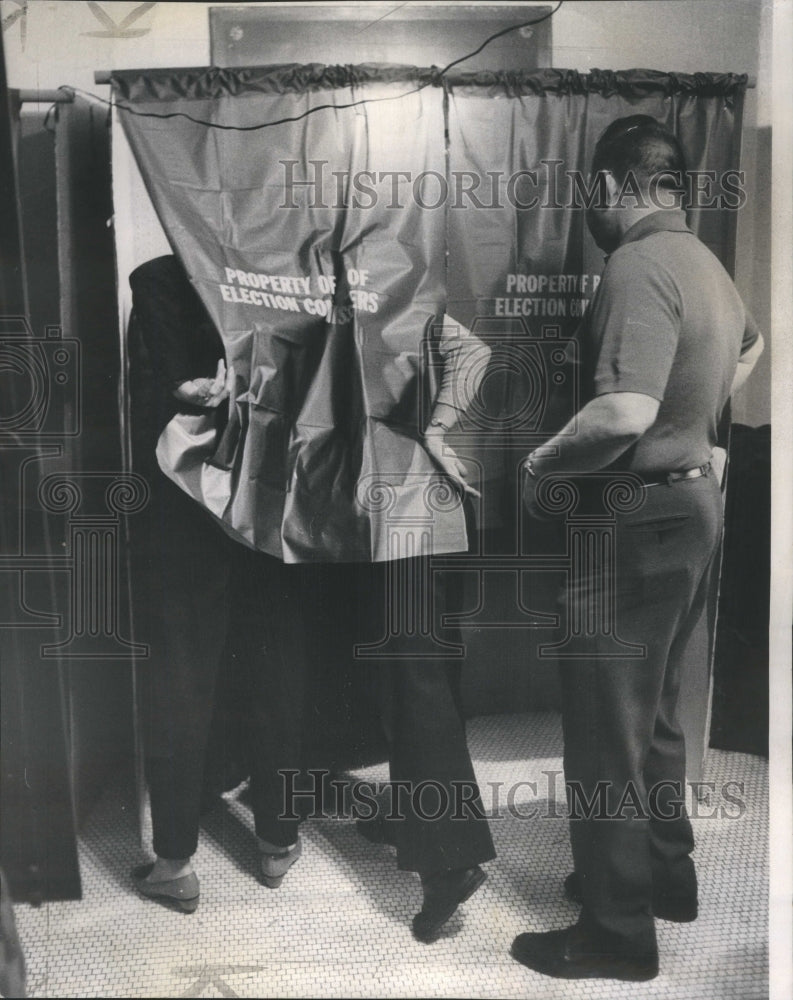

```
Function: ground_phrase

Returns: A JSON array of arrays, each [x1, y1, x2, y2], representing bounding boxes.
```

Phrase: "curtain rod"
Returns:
[[93, 70, 757, 88], [14, 89, 75, 103]]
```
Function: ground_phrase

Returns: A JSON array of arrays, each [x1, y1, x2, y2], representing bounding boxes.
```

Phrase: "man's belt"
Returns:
[[637, 462, 712, 488]]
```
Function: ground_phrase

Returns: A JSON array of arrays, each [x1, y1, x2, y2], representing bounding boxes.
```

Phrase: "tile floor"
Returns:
[[14, 712, 768, 999]]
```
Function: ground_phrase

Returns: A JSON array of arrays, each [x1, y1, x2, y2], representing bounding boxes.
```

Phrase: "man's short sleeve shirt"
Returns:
[[582, 210, 757, 472]]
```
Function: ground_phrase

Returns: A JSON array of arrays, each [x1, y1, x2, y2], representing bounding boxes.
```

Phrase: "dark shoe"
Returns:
[[132, 863, 199, 914], [511, 926, 659, 982], [564, 871, 698, 922], [259, 838, 302, 889], [355, 816, 397, 847], [412, 866, 486, 944]]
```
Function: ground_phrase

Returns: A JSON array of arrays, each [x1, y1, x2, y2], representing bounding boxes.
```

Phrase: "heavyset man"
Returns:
[[513, 116, 763, 981]]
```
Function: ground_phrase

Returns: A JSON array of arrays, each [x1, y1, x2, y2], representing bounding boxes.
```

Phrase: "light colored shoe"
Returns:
[[258, 839, 302, 889], [132, 863, 199, 913]]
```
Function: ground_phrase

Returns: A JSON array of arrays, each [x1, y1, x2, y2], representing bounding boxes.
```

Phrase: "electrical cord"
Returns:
[[57, 2, 563, 131]]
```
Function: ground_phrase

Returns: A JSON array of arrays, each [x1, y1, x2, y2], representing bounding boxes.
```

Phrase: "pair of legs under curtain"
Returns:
[[139, 475, 493, 877], [235, 557, 495, 875]]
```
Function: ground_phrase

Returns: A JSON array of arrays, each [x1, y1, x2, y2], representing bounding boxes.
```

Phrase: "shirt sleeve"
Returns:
[[434, 313, 492, 413], [589, 249, 681, 402], [741, 308, 761, 354]]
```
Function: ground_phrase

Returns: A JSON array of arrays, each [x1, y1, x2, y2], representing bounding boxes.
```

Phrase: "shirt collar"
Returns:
[[618, 209, 692, 248]]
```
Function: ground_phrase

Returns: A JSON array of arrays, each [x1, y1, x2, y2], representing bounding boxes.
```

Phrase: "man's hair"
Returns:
[[592, 115, 688, 193]]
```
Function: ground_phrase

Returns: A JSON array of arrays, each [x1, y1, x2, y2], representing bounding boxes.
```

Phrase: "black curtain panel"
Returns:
[[111, 65, 745, 562]]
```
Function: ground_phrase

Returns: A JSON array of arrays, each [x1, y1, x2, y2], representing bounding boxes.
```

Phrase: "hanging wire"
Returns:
[[56, 2, 564, 131]]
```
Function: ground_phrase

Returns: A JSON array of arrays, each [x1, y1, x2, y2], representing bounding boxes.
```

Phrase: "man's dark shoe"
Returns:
[[511, 926, 659, 982], [412, 866, 486, 943], [563, 871, 698, 923]]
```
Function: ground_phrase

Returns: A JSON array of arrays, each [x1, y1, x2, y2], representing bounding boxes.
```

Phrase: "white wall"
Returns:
[[2, 2, 770, 100], [3, 0, 773, 424]]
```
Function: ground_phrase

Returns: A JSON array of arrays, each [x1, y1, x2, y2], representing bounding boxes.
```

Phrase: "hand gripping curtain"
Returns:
[[112, 65, 464, 563]]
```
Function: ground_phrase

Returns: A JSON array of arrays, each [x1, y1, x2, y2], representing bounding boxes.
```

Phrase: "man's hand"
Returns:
[[172, 358, 234, 408], [423, 427, 480, 498]]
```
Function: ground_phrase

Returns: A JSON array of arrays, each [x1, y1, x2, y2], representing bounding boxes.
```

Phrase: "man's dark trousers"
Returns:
[[351, 557, 496, 875], [244, 556, 496, 875], [559, 472, 722, 958]]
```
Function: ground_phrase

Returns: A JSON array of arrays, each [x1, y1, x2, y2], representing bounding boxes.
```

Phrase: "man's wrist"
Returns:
[[424, 417, 451, 435], [425, 401, 461, 436], [524, 453, 543, 478]]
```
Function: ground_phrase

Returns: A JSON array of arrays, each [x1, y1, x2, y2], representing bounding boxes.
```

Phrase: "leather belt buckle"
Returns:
[[642, 462, 711, 488], [666, 461, 711, 485]]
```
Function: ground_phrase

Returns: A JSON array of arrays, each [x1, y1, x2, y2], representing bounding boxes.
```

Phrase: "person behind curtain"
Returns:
[[127, 256, 495, 942], [128, 255, 312, 911], [235, 313, 498, 943], [511, 116, 764, 981]]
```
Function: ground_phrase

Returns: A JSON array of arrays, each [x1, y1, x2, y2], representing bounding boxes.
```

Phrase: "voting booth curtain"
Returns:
[[111, 66, 746, 564]]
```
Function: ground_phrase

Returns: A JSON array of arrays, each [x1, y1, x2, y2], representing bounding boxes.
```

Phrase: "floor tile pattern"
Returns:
[[14, 712, 768, 999]]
